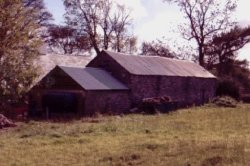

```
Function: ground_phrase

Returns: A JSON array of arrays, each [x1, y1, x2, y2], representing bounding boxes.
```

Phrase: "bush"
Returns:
[[216, 79, 240, 99], [212, 96, 237, 108], [241, 94, 250, 103]]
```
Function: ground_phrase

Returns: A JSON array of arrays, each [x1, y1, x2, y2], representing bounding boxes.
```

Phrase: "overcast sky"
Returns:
[[44, 0, 250, 61]]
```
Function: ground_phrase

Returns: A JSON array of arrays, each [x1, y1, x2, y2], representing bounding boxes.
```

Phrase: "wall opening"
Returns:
[[41, 92, 78, 118]]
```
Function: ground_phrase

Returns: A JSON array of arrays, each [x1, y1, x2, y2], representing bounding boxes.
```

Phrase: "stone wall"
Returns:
[[129, 75, 216, 106], [84, 90, 130, 116]]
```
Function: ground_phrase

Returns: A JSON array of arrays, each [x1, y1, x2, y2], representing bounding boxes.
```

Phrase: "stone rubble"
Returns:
[[0, 114, 16, 129]]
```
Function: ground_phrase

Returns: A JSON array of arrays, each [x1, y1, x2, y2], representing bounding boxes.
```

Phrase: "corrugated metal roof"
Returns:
[[104, 50, 216, 78], [59, 66, 129, 90]]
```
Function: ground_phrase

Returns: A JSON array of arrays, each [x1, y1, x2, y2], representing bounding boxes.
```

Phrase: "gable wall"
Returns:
[[33, 67, 83, 91], [29, 67, 87, 117], [87, 52, 131, 85]]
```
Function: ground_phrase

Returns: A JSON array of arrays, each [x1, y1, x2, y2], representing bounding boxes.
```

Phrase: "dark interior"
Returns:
[[42, 92, 78, 114]]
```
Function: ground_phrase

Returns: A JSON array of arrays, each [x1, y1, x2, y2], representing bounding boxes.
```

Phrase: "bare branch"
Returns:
[[166, 0, 237, 67]]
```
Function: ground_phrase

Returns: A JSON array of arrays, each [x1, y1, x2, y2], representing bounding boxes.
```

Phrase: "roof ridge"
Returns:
[[59, 66, 107, 71], [103, 50, 215, 78], [103, 50, 194, 64]]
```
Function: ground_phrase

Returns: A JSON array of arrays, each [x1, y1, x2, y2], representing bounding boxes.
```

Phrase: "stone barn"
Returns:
[[29, 50, 216, 117]]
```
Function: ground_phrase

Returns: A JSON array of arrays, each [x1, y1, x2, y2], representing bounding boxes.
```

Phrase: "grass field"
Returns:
[[1, 104, 250, 166]]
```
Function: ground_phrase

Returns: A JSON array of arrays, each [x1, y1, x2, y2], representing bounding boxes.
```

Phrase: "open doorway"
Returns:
[[42, 92, 78, 118]]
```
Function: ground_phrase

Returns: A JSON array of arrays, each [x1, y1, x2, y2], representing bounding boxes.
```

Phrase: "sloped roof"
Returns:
[[103, 50, 216, 78], [59, 66, 129, 90]]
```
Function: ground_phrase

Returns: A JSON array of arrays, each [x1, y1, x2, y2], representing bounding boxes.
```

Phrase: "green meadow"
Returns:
[[1, 104, 250, 166]]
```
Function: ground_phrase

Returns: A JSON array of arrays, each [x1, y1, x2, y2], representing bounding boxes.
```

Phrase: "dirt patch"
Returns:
[[201, 156, 223, 166], [100, 154, 142, 166]]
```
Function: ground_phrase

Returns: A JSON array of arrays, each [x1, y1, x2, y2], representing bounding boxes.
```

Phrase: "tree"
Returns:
[[64, 0, 136, 55], [47, 25, 91, 54], [215, 59, 250, 99], [111, 5, 137, 53], [205, 26, 250, 71], [0, 0, 41, 108], [23, 0, 53, 26], [203, 26, 250, 98], [141, 40, 175, 58], [165, 0, 237, 67]]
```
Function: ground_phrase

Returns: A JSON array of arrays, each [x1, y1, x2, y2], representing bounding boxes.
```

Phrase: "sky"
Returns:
[[44, 0, 250, 61]]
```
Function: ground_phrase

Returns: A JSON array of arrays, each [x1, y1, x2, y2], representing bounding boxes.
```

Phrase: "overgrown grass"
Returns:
[[1, 104, 250, 166]]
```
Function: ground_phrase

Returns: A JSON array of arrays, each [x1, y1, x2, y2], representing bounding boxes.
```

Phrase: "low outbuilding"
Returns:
[[29, 66, 130, 117]]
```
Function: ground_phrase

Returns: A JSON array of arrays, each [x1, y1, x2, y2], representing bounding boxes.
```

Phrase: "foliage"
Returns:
[[141, 40, 175, 58], [1, 104, 250, 165], [23, 0, 53, 26], [165, 0, 237, 67], [216, 79, 240, 99], [206, 26, 250, 70], [226, 60, 249, 87], [211, 96, 237, 107], [241, 94, 250, 103], [0, 0, 41, 108], [212, 59, 250, 99], [206, 27, 250, 98], [63, 0, 137, 55], [46, 25, 91, 54]]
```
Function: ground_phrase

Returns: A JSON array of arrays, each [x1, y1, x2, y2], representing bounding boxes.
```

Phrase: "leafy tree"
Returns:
[[165, 0, 237, 67], [141, 40, 175, 58], [0, 0, 41, 108], [63, 0, 136, 54], [205, 26, 250, 71], [23, 0, 53, 26], [203, 26, 250, 98], [216, 79, 240, 99], [215, 59, 250, 99], [47, 25, 91, 54]]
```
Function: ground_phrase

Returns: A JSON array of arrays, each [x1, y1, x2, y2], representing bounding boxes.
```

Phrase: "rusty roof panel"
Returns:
[[59, 66, 129, 90], [104, 50, 216, 78]]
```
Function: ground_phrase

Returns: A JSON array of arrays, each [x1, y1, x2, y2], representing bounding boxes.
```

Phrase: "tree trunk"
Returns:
[[90, 37, 101, 55], [93, 45, 101, 55], [198, 47, 205, 67], [116, 35, 121, 52], [217, 54, 224, 76]]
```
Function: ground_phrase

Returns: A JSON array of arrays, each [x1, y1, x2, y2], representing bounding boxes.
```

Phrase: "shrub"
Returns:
[[241, 94, 250, 103], [212, 96, 237, 108], [216, 79, 240, 99]]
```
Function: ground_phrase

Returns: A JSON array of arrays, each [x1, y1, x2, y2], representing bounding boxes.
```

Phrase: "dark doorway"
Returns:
[[42, 92, 78, 115]]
